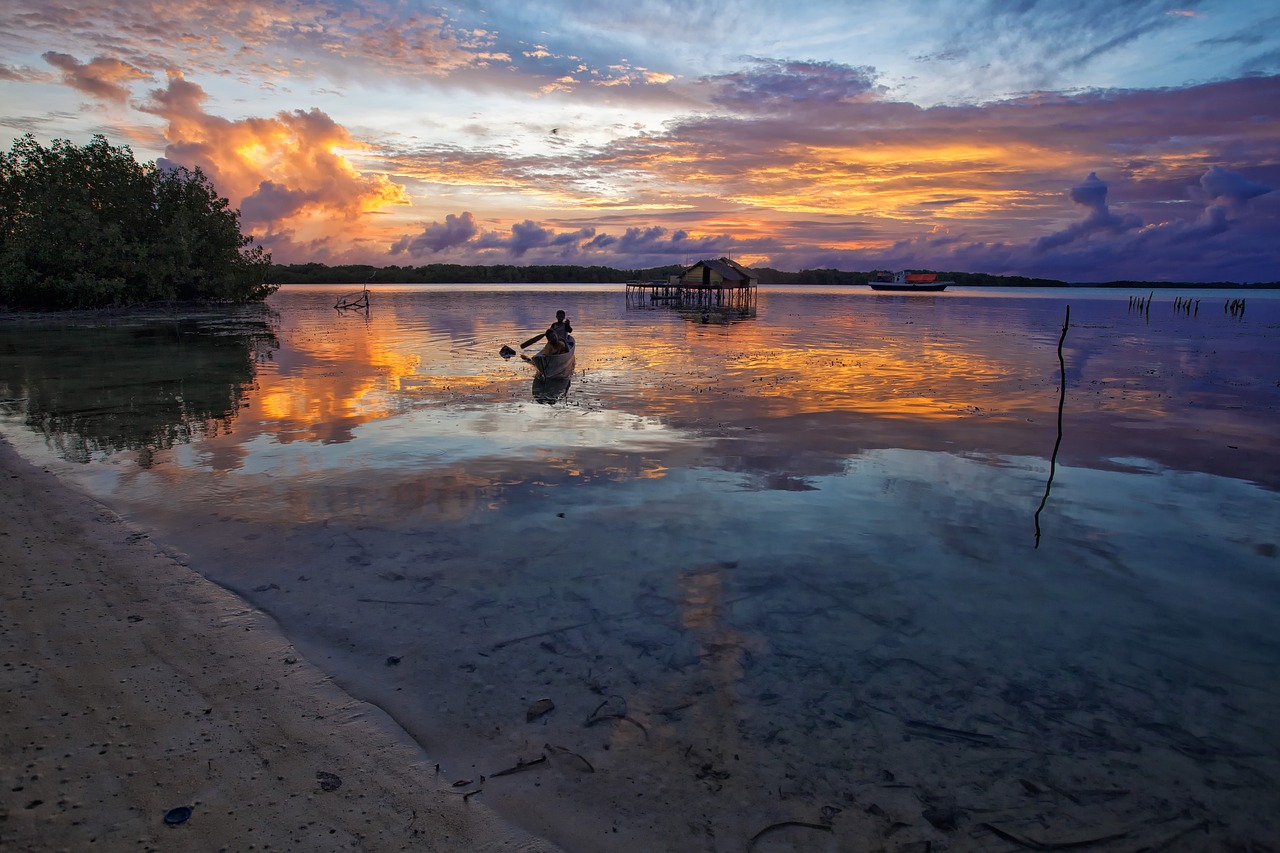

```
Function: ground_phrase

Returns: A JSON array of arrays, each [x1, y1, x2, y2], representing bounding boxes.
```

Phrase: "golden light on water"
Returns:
[[3, 286, 1274, 539]]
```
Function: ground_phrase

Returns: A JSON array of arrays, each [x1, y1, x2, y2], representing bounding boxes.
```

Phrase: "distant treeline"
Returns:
[[758, 268, 1076, 287], [269, 262, 684, 285], [268, 262, 1273, 289]]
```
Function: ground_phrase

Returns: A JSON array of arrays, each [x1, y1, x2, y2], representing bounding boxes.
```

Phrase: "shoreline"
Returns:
[[0, 436, 561, 852]]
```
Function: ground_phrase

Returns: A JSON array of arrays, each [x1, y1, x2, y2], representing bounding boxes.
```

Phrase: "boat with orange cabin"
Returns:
[[868, 271, 951, 292]]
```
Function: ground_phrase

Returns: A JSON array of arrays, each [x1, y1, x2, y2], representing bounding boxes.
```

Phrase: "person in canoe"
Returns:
[[549, 309, 572, 338], [540, 330, 569, 355], [502, 310, 575, 360], [539, 309, 573, 355]]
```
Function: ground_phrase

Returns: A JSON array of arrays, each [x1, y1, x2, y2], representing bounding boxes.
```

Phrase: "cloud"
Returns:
[[11, 0, 1279, 279], [390, 212, 478, 256], [42, 51, 151, 103], [239, 181, 315, 223], [907, 0, 1200, 100], [14, 1, 497, 89], [472, 219, 598, 257], [704, 59, 881, 113], [366, 66, 1278, 276], [613, 225, 728, 257], [1196, 165, 1273, 207], [763, 163, 1279, 282], [140, 72, 408, 231], [1, 63, 53, 83], [10, 0, 681, 105], [382, 215, 743, 268], [1035, 172, 1142, 251]]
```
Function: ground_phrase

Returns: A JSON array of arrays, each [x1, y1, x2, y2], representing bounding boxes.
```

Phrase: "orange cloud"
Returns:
[[141, 72, 408, 233], [42, 51, 151, 103]]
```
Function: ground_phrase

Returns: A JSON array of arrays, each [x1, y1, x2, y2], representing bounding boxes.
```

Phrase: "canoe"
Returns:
[[524, 336, 575, 380]]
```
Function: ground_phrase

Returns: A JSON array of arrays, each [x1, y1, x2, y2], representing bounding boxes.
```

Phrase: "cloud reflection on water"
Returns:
[[3, 285, 1276, 505], [2, 285, 1279, 850]]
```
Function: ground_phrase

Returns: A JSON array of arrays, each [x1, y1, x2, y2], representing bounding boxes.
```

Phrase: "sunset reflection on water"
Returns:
[[4, 284, 1274, 514], [2, 284, 1278, 851]]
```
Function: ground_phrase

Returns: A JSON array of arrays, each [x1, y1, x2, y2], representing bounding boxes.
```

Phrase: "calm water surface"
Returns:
[[3, 285, 1278, 851]]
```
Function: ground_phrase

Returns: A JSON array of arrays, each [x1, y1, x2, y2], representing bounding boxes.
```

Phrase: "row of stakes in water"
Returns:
[[1129, 293, 1246, 318]]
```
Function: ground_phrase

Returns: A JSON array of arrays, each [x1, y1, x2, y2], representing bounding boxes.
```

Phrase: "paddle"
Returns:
[[499, 330, 546, 358]]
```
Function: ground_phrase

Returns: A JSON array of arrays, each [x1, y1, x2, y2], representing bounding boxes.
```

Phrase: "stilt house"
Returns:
[[676, 257, 757, 288]]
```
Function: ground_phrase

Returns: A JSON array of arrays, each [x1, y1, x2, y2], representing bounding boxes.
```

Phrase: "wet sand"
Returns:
[[0, 437, 560, 853]]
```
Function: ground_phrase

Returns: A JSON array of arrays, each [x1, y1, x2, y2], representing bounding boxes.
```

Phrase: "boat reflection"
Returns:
[[532, 374, 572, 404]]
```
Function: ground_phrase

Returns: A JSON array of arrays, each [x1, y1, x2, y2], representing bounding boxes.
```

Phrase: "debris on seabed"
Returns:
[[526, 697, 555, 721]]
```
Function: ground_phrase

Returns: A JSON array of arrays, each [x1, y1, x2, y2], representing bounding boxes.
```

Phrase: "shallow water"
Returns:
[[3, 285, 1279, 851]]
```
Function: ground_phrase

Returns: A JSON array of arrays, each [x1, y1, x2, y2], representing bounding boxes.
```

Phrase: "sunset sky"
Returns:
[[3, 0, 1279, 282]]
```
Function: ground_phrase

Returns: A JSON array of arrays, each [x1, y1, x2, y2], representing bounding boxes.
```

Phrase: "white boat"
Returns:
[[523, 335, 575, 380]]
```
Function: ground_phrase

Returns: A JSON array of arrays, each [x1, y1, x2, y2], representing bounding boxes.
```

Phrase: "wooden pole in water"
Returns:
[[1034, 304, 1070, 548]]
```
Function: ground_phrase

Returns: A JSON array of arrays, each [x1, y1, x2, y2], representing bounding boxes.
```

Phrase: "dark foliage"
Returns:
[[270, 262, 1075, 287], [271, 258, 1270, 290], [1, 134, 275, 309]]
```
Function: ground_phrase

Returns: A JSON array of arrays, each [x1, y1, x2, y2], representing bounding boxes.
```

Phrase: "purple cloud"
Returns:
[[607, 226, 736, 259], [1197, 165, 1273, 206], [466, 219, 596, 258], [389, 212, 478, 256], [1036, 172, 1142, 251], [704, 59, 881, 114], [240, 180, 315, 224], [761, 163, 1279, 283]]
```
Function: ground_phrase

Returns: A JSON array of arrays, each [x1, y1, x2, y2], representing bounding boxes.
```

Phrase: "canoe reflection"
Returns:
[[532, 374, 572, 404]]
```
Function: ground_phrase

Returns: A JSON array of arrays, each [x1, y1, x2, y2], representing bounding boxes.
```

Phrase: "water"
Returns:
[[3, 285, 1278, 851]]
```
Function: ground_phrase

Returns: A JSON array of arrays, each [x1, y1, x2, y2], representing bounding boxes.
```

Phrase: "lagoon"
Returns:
[[2, 284, 1278, 851]]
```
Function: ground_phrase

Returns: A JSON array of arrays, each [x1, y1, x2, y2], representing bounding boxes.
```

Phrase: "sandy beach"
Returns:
[[0, 436, 560, 853]]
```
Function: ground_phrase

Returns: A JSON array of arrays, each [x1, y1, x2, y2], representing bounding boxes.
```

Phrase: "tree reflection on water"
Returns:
[[2, 286, 1278, 850], [0, 307, 278, 466]]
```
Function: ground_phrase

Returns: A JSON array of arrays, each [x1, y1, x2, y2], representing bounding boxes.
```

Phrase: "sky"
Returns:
[[2, 0, 1279, 282]]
